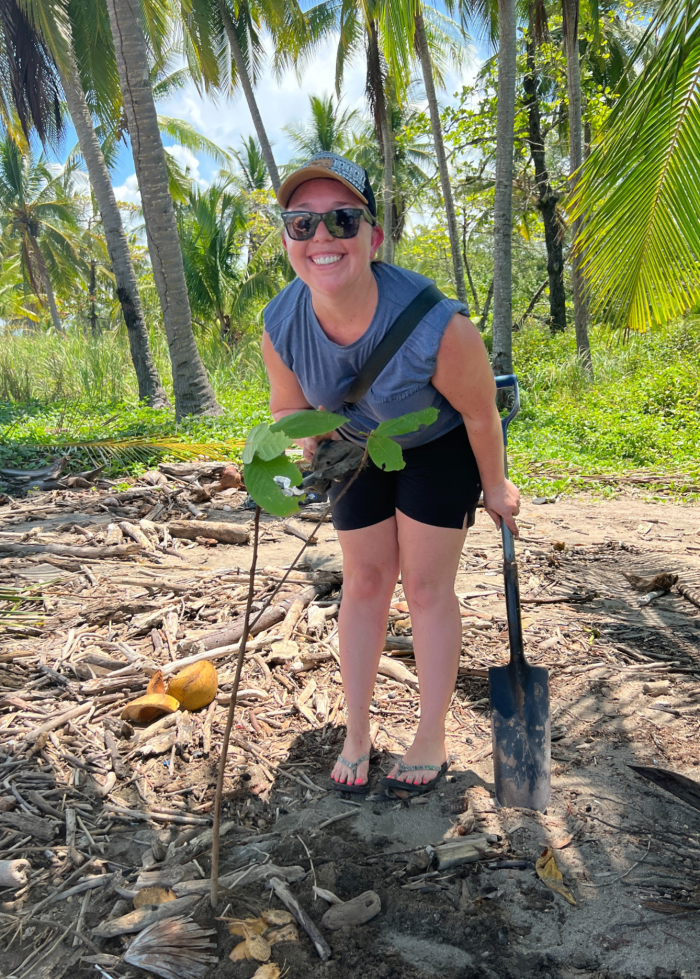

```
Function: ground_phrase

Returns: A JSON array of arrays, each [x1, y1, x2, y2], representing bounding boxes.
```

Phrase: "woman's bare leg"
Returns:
[[387, 511, 466, 785], [331, 516, 399, 786]]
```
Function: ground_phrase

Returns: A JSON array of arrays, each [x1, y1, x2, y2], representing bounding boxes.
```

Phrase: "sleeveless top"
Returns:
[[263, 263, 468, 449]]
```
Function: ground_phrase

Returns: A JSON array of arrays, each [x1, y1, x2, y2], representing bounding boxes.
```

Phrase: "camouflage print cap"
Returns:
[[277, 152, 377, 217]]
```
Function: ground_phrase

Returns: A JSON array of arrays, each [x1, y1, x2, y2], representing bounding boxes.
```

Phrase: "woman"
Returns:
[[262, 152, 520, 796]]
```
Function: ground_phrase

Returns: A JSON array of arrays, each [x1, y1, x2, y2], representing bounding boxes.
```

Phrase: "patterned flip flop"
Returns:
[[380, 760, 449, 797], [331, 752, 371, 795]]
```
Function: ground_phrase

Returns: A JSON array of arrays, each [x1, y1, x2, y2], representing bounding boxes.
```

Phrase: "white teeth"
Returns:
[[311, 255, 342, 265]]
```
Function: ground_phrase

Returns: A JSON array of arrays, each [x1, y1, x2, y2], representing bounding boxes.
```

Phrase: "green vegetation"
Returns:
[[1, 318, 697, 499]]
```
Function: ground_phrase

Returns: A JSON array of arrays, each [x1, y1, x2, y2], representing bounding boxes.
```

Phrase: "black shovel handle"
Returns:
[[494, 375, 525, 669]]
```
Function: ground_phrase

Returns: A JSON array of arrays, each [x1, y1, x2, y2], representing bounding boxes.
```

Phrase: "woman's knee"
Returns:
[[402, 572, 457, 614], [343, 560, 398, 603]]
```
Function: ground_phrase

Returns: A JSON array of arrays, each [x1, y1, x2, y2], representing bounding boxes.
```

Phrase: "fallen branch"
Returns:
[[267, 876, 331, 961], [0, 542, 139, 558], [0, 859, 30, 888], [167, 520, 249, 545]]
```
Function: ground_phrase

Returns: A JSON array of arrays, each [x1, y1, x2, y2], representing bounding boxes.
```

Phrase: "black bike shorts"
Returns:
[[328, 423, 482, 532]]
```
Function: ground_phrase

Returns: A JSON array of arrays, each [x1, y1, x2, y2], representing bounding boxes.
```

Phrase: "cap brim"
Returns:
[[277, 168, 369, 209]]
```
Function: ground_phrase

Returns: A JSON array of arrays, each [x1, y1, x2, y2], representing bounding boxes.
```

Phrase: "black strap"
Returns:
[[342, 283, 445, 406]]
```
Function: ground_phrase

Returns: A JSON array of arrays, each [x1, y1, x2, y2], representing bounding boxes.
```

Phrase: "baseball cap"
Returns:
[[277, 152, 377, 218]]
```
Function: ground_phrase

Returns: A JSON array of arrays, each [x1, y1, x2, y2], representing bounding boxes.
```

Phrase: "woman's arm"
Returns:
[[262, 330, 334, 463], [432, 314, 520, 535]]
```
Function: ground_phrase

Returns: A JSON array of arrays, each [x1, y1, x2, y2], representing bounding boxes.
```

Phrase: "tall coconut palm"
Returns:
[[232, 136, 270, 191], [414, 7, 469, 307], [283, 92, 358, 157], [574, 0, 700, 334], [491, 0, 517, 375], [333, 1, 403, 264], [5, 0, 169, 405], [105, 0, 220, 417], [562, 0, 592, 371], [523, 3, 566, 333], [0, 136, 82, 331]]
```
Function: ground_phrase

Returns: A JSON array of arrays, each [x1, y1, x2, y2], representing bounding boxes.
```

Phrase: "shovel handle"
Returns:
[[494, 374, 525, 667]]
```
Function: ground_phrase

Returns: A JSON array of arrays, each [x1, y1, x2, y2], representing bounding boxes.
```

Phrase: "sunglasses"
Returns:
[[281, 207, 375, 241]]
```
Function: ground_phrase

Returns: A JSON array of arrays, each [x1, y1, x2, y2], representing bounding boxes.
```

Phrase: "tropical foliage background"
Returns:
[[0, 0, 698, 494]]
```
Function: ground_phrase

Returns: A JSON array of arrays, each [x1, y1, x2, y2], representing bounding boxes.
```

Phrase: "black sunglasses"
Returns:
[[281, 207, 375, 241]]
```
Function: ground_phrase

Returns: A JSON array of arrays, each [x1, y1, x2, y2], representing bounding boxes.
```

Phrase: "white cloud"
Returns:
[[113, 174, 141, 205]]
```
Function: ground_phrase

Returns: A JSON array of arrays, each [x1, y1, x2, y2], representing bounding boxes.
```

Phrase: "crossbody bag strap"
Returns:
[[342, 282, 445, 407]]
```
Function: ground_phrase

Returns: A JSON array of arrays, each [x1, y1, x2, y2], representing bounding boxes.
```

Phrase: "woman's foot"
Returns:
[[386, 733, 447, 786], [331, 731, 371, 788]]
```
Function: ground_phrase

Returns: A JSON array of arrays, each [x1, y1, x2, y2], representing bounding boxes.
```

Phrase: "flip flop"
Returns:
[[380, 760, 449, 798], [330, 753, 371, 795]]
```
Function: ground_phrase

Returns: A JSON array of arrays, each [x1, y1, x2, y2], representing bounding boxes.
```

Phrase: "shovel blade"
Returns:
[[489, 662, 551, 811]]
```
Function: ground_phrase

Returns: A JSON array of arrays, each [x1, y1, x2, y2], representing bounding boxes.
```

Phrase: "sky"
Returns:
[[104, 31, 485, 205]]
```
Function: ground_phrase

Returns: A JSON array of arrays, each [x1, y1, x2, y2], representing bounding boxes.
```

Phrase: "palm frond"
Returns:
[[157, 115, 230, 163], [28, 434, 245, 468], [574, 0, 700, 331]]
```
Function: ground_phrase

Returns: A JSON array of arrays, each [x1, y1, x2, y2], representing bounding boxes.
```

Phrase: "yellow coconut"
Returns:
[[120, 693, 180, 724], [166, 661, 218, 711], [146, 669, 166, 695]]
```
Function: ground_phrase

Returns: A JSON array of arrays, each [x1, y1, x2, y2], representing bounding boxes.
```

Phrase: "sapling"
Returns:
[[210, 405, 438, 906]]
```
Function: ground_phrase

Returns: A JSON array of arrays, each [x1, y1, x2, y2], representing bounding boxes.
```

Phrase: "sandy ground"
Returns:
[[0, 487, 699, 979]]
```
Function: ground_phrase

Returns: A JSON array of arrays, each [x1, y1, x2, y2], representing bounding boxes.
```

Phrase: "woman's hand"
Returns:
[[482, 479, 520, 536], [301, 430, 341, 464]]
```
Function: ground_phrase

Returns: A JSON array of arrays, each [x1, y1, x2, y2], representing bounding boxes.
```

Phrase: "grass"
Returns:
[[0, 317, 698, 497]]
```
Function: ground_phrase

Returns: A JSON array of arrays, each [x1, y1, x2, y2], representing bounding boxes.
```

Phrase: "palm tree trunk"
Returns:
[[524, 25, 566, 333], [380, 110, 395, 265], [58, 53, 169, 407], [218, 0, 280, 194], [105, 0, 221, 418], [492, 0, 517, 375], [367, 21, 393, 264], [415, 11, 468, 309], [28, 234, 62, 332], [562, 0, 593, 372]]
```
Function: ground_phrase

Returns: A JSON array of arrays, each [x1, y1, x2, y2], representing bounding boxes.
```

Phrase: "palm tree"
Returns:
[[562, 0, 592, 371], [232, 136, 269, 191], [574, 0, 700, 334], [177, 181, 286, 339], [523, 3, 566, 333], [348, 96, 431, 248], [491, 0, 517, 375], [414, 7, 469, 308], [4, 0, 170, 404], [0, 137, 82, 332], [283, 92, 358, 157], [105, 0, 220, 418], [332, 2, 399, 263]]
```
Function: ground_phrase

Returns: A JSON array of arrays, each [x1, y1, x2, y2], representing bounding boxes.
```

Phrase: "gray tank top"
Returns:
[[263, 263, 468, 449]]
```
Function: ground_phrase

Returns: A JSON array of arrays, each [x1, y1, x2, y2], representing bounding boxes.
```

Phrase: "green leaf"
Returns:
[[367, 434, 405, 472], [269, 410, 346, 439], [244, 454, 303, 517], [373, 408, 439, 439], [242, 423, 293, 465]]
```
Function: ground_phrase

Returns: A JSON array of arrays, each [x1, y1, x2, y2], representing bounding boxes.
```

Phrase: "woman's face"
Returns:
[[282, 178, 384, 298]]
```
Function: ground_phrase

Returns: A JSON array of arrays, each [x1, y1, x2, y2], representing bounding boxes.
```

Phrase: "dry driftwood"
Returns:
[[378, 655, 418, 690], [434, 836, 500, 870], [267, 876, 331, 961], [0, 541, 139, 558], [0, 859, 30, 888], [167, 520, 249, 545], [0, 810, 56, 841], [93, 895, 199, 937], [179, 583, 334, 654]]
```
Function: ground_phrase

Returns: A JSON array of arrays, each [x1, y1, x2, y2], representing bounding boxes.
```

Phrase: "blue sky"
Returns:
[[94, 30, 485, 204]]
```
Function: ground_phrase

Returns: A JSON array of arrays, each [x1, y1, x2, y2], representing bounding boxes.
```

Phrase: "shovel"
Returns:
[[488, 375, 551, 811]]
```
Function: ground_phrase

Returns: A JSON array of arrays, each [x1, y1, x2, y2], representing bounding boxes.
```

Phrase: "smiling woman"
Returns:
[[261, 152, 520, 798]]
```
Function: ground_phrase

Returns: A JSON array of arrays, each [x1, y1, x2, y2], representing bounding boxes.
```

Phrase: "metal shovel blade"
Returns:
[[489, 659, 551, 810]]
